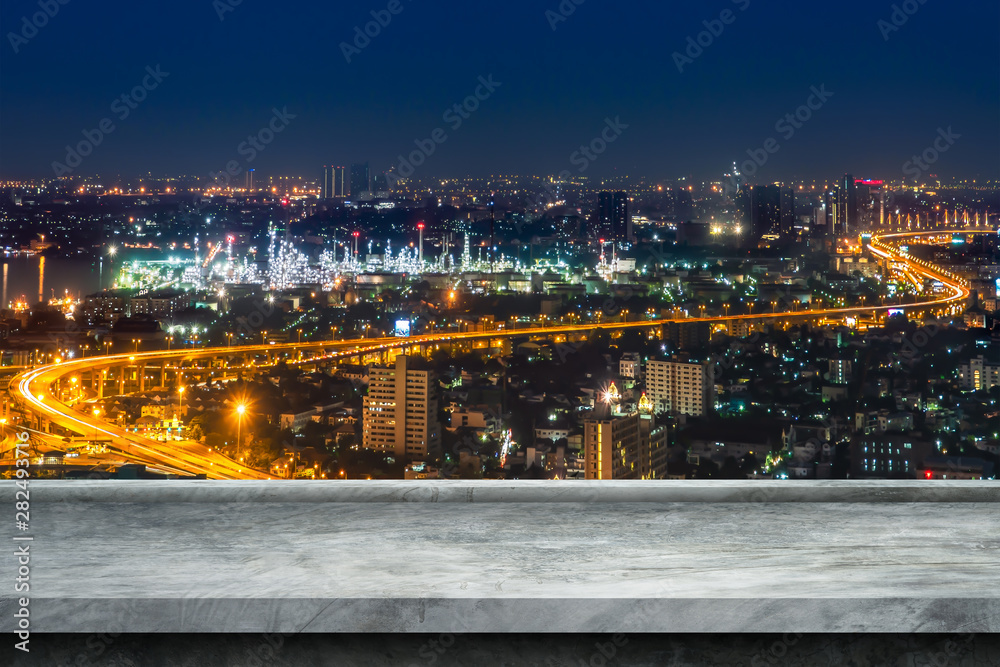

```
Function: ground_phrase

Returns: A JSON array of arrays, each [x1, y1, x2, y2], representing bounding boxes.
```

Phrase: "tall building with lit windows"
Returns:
[[645, 357, 715, 416], [597, 191, 631, 243], [584, 389, 668, 480], [362, 355, 441, 461], [836, 173, 858, 234]]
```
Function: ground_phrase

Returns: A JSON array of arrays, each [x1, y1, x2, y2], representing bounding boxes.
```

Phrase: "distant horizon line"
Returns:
[[1, 172, 999, 187]]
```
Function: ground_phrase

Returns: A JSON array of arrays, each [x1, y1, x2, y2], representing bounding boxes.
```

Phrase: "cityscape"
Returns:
[[0, 2, 997, 486], [1, 170, 997, 483], [3, 0, 1000, 661]]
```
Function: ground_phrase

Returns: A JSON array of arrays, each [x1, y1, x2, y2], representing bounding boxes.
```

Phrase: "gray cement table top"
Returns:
[[2, 480, 998, 633]]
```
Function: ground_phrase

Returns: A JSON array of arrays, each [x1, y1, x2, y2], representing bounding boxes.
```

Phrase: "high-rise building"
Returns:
[[780, 186, 796, 234], [245, 168, 254, 192], [665, 321, 711, 352], [645, 357, 715, 416], [597, 191, 631, 243], [321, 166, 347, 199], [322, 166, 333, 200], [829, 359, 852, 385], [350, 162, 371, 198], [836, 174, 858, 234], [372, 172, 389, 195], [736, 184, 794, 240], [583, 404, 668, 480], [362, 355, 442, 460]]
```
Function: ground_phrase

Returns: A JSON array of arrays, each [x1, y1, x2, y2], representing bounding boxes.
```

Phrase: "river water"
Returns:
[[3, 254, 111, 307]]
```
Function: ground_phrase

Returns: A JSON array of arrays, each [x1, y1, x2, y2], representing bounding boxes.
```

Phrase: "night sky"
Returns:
[[1, 0, 998, 182]]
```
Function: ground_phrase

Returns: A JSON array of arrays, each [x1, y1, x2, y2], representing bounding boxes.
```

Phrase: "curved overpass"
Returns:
[[7, 228, 984, 478]]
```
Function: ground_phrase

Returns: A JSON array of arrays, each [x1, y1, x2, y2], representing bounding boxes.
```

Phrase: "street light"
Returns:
[[178, 386, 185, 420], [235, 402, 247, 463]]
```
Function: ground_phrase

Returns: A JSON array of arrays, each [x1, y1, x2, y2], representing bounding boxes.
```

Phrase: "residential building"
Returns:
[[828, 358, 852, 385], [449, 405, 500, 432], [362, 355, 441, 461], [645, 357, 715, 416], [959, 356, 1000, 391], [851, 435, 935, 478], [619, 352, 642, 380]]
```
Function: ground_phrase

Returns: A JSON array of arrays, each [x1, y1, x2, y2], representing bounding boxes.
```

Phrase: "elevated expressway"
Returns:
[[5, 229, 984, 479]]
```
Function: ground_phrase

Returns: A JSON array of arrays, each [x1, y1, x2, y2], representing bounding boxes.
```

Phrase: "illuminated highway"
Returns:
[[5, 228, 986, 478]]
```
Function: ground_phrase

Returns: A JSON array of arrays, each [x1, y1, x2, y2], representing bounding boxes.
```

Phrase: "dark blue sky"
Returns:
[[1, 0, 997, 182]]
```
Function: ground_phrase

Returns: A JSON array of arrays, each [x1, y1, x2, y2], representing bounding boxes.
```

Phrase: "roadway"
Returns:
[[4, 228, 984, 479]]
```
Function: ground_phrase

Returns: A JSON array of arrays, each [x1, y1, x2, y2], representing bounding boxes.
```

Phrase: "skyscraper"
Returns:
[[780, 186, 796, 234], [321, 166, 347, 199], [836, 173, 858, 235], [597, 191, 631, 243], [737, 185, 792, 244], [362, 355, 442, 461], [350, 162, 371, 198]]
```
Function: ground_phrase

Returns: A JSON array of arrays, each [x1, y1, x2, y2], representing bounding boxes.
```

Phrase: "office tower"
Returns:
[[836, 173, 858, 235], [736, 185, 788, 244], [372, 172, 389, 195], [322, 166, 333, 199], [321, 166, 347, 200], [645, 357, 715, 416], [245, 169, 254, 192], [362, 355, 442, 461], [823, 190, 838, 236], [674, 187, 694, 220], [350, 162, 371, 198], [597, 191, 631, 243], [584, 404, 668, 480], [334, 166, 347, 197], [780, 186, 796, 234], [813, 204, 827, 237]]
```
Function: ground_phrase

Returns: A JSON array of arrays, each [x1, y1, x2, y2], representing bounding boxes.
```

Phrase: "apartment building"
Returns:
[[362, 355, 441, 461], [959, 356, 1000, 391], [645, 357, 715, 416]]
